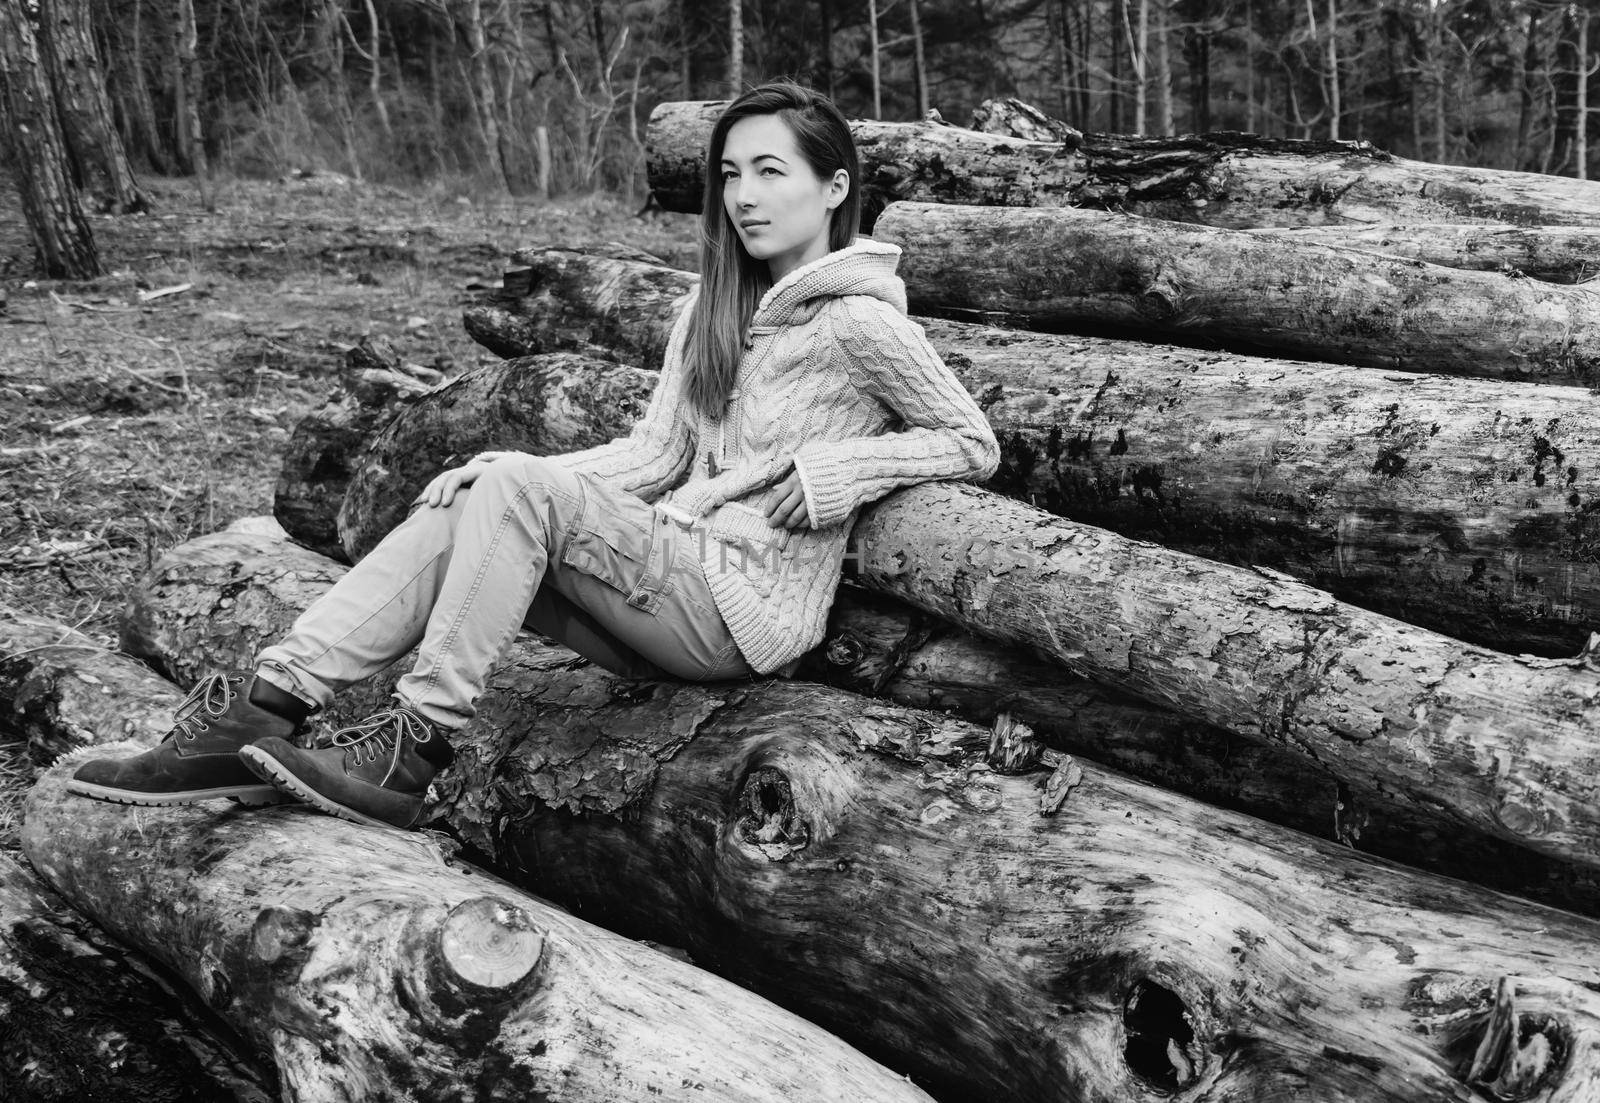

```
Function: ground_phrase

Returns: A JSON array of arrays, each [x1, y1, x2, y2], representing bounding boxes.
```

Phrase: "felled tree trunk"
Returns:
[[445, 249, 1600, 656], [802, 584, 1600, 917], [272, 337, 429, 560], [0, 853, 273, 1103], [0, 611, 272, 1101], [648, 100, 1600, 229], [1246, 222, 1600, 283], [22, 765, 933, 1103], [0, 607, 180, 761], [116, 531, 1600, 1102], [875, 201, 1600, 381], [119, 530, 1600, 916], [335, 351, 654, 560]]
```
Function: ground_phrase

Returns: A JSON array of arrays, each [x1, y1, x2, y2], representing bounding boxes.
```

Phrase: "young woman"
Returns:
[[69, 80, 1000, 830]]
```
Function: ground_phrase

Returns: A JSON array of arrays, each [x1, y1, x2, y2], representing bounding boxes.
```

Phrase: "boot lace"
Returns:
[[167, 672, 246, 743], [314, 707, 436, 768]]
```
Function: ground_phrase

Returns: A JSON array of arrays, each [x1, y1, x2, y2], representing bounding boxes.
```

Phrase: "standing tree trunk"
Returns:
[[909, 0, 927, 118], [868, 0, 881, 118], [1152, 0, 1173, 133], [728, 0, 742, 92], [0, 0, 100, 278], [1323, 0, 1340, 138], [36, 0, 147, 212], [454, 0, 506, 188], [1580, 7, 1593, 181]]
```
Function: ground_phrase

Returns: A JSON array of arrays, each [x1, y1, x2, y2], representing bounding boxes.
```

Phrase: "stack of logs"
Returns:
[[12, 100, 1600, 1101]]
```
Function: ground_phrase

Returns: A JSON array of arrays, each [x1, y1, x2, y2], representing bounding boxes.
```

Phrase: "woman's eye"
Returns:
[[761, 167, 780, 176], [721, 170, 737, 181]]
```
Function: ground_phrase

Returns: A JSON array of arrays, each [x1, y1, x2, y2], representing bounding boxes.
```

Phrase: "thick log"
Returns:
[[272, 337, 430, 560], [1245, 223, 1600, 283], [0, 607, 179, 762], [119, 531, 1600, 1102], [0, 853, 273, 1103], [0, 610, 273, 1101], [648, 100, 1600, 230], [22, 760, 934, 1102], [121, 530, 1600, 918], [335, 351, 657, 560], [802, 583, 1600, 917], [875, 202, 1600, 381], [450, 249, 1600, 656]]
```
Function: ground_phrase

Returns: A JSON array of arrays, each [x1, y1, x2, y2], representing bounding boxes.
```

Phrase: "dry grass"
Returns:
[[0, 174, 697, 850]]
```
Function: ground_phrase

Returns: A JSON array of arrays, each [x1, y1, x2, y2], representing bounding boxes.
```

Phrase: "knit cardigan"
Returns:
[[549, 239, 1000, 674]]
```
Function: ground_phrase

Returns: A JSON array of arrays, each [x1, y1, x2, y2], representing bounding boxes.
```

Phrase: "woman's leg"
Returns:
[[241, 453, 755, 829]]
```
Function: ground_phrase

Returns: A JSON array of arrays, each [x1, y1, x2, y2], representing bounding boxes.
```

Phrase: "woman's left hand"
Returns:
[[766, 460, 810, 530]]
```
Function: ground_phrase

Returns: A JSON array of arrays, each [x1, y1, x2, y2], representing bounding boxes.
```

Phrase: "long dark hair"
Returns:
[[682, 81, 863, 421]]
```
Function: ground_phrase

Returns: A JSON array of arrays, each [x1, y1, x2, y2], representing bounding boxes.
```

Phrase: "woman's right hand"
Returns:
[[419, 451, 514, 508]]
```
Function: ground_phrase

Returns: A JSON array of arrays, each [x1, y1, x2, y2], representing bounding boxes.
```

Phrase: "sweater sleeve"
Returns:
[[791, 296, 1000, 530], [545, 292, 699, 501]]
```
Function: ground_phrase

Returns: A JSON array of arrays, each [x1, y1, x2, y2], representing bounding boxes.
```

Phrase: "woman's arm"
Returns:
[[789, 296, 1000, 530], [542, 291, 701, 500]]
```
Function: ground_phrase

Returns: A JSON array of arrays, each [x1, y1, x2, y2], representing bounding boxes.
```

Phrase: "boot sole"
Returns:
[[65, 778, 289, 807], [238, 745, 413, 831]]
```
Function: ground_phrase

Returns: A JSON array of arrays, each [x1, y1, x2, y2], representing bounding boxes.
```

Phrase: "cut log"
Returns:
[[446, 249, 1600, 656], [0, 607, 181, 762], [115, 530, 1600, 1102], [0, 853, 274, 1103], [22, 762, 935, 1102], [272, 337, 430, 560], [335, 351, 657, 561], [121, 531, 1600, 916], [1245, 223, 1600, 283], [649, 100, 1600, 229], [801, 583, 1600, 917], [875, 201, 1600, 381]]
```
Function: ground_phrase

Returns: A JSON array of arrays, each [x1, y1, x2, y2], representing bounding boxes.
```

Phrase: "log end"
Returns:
[[435, 895, 545, 993]]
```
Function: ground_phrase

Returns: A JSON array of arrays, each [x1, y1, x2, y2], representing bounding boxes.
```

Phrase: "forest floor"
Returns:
[[0, 174, 699, 848]]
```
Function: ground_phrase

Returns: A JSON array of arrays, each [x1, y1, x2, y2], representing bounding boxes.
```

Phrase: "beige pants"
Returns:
[[257, 454, 758, 729]]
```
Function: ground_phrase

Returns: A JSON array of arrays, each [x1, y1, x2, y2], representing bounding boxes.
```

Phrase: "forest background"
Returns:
[[13, 0, 1600, 209]]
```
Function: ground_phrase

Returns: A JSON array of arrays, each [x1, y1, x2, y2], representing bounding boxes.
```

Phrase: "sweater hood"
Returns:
[[750, 238, 905, 327]]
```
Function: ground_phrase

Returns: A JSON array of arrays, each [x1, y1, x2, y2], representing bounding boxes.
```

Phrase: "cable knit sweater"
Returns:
[[548, 239, 1000, 674]]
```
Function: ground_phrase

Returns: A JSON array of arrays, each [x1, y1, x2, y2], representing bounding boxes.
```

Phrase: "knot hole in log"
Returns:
[[1465, 977, 1567, 1101], [734, 767, 811, 861], [1123, 978, 1204, 1093]]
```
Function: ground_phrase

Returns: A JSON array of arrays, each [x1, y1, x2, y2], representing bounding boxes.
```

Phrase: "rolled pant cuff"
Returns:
[[253, 656, 335, 714]]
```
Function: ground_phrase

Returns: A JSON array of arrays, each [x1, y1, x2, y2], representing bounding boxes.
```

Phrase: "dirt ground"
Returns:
[[0, 174, 699, 846]]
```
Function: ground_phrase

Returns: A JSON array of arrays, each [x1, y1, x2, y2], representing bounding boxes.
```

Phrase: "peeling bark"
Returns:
[[876, 201, 1600, 381], [117, 530, 1600, 1103], [445, 249, 1600, 656], [649, 100, 1600, 229], [22, 765, 932, 1102]]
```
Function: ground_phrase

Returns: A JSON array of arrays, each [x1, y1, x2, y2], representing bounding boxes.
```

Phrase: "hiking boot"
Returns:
[[239, 705, 453, 830], [67, 671, 309, 806]]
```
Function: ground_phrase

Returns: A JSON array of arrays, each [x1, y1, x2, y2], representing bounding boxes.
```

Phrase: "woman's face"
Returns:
[[721, 113, 849, 283]]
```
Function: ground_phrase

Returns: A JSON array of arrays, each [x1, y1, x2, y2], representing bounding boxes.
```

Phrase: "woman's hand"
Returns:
[[420, 451, 514, 508], [765, 459, 810, 530]]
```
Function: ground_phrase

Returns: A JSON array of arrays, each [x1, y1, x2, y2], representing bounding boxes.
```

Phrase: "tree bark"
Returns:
[[35, 0, 147, 213], [1242, 221, 1600, 283], [335, 352, 658, 558], [0, 0, 100, 279], [117, 531, 1600, 1103], [22, 763, 933, 1103], [272, 338, 430, 561], [801, 584, 1600, 917], [438, 249, 1600, 656], [0, 607, 181, 762], [875, 201, 1600, 380], [647, 98, 1600, 229], [0, 853, 275, 1103]]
